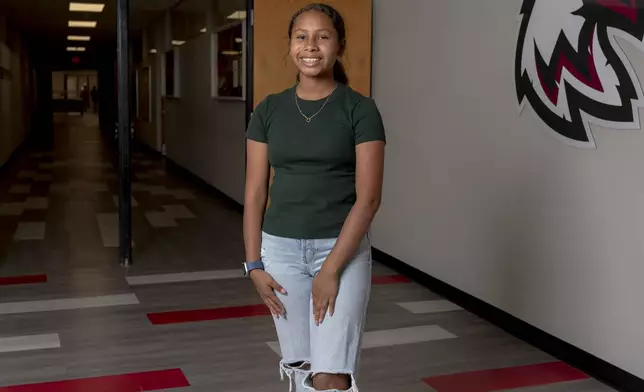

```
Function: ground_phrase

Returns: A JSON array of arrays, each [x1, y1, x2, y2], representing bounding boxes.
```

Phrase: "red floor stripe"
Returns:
[[371, 274, 411, 284], [147, 275, 410, 325], [0, 368, 190, 392], [0, 274, 47, 286], [148, 304, 271, 325], [423, 361, 589, 392]]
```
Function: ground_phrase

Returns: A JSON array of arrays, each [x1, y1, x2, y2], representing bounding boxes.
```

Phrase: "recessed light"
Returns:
[[68, 35, 91, 41], [172, 40, 186, 46], [227, 11, 247, 20], [70, 2, 105, 12], [149, 49, 158, 54], [235, 38, 243, 43], [200, 27, 207, 33], [68, 20, 97, 28]]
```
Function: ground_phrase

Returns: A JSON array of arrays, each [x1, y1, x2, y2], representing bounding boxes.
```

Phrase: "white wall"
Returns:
[[371, 0, 644, 379], [136, 6, 247, 204], [163, 32, 246, 204]]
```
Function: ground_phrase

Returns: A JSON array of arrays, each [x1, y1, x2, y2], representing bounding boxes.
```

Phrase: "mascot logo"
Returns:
[[515, 0, 644, 148]]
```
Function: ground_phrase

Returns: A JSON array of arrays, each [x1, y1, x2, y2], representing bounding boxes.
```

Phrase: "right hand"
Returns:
[[250, 270, 287, 318]]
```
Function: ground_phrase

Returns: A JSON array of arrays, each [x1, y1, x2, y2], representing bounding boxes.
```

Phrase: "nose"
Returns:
[[305, 37, 319, 51]]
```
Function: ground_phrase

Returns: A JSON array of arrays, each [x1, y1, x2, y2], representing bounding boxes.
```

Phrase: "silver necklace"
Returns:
[[294, 84, 338, 123]]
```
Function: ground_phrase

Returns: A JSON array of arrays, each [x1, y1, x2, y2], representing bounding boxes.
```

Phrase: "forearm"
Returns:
[[322, 198, 380, 274], [243, 190, 267, 262]]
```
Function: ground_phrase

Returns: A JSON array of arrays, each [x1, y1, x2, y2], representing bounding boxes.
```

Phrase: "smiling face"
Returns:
[[289, 10, 343, 81]]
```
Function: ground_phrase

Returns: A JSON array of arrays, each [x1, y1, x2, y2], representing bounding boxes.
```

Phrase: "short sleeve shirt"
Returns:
[[246, 83, 386, 239]]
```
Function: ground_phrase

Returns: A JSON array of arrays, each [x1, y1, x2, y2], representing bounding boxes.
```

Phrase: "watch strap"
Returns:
[[244, 260, 265, 276]]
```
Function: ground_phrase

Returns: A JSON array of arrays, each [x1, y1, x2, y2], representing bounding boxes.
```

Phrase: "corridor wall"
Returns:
[[0, 10, 30, 167], [163, 32, 246, 204], [136, 2, 247, 205], [370, 0, 644, 380]]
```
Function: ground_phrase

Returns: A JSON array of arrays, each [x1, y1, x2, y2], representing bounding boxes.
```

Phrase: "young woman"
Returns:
[[243, 3, 386, 391]]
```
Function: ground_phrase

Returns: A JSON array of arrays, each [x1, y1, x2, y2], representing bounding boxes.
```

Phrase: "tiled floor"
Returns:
[[0, 114, 616, 391]]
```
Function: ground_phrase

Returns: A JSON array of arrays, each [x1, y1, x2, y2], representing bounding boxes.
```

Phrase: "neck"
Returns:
[[296, 75, 337, 100]]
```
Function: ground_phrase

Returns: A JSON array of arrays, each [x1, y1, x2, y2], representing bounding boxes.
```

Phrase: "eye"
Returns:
[[317, 35, 329, 40], [296, 34, 306, 40]]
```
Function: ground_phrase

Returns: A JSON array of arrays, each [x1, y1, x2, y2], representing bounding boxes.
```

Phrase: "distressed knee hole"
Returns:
[[279, 359, 311, 392], [307, 372, 359, 392]]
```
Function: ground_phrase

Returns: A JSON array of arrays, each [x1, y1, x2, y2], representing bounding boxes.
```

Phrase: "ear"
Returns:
[[338, 40, 346, 57]]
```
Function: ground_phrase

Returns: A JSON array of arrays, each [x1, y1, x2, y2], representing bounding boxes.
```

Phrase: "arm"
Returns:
[[244, 139, 287, 317], [243, 139, 270, 262], [321, 140, 385, 275]]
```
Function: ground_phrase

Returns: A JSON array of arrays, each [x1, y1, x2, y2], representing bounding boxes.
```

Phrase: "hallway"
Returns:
[[0, 115, 614, 391]]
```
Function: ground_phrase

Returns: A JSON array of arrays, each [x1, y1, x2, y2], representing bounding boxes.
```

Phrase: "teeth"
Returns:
[[302, 58, 321, 63]]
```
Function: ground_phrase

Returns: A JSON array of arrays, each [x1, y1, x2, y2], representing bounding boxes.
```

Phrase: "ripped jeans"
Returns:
[[260, 231, 372, 392]]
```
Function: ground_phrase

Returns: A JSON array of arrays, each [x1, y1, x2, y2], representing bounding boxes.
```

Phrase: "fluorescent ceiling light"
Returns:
[[68, 20, 97, 28], [69, 2, 105, 12], [68, 35, 91, 41], [227, 11, 247, 20], [172, 40, 186, 46], [200, 27, 207, 33], [67, 47, 86, 52]]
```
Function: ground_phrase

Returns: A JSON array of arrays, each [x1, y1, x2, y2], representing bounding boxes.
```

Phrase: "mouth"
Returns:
[[299, 57, 322, 67]]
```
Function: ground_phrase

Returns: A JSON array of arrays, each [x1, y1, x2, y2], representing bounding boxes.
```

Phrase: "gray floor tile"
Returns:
[[24, 197, 49, 210], [145, 211, 178, 228], [162, 204, 195, 219], [0, 203, 24, 216], [9, 185, 31, 194], [14, 222, 46, 240]]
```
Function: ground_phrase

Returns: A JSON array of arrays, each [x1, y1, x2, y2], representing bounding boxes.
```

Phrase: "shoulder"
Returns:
[[255, 86, 295, 114], [334, 85, 382, 128], [334, 84, 381, 121]]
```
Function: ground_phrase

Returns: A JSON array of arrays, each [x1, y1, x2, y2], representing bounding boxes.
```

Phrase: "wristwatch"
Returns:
[[243, 260, 265, 277]]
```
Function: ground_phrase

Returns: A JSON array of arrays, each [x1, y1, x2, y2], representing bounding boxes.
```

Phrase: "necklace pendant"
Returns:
[[306, 118, 311, 123]]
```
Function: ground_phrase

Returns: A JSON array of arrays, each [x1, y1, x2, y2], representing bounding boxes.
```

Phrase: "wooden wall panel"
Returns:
[[253, 0, 372, 108]]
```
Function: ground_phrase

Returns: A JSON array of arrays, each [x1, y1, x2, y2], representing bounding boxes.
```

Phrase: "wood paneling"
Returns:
[[253, 0, 372, 108]]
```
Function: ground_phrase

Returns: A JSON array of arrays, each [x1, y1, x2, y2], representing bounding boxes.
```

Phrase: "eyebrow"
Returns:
[[293, 27, 333, 34]]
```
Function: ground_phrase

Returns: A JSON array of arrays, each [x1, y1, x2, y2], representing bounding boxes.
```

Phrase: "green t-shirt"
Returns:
[[246, 83, 386, 239]]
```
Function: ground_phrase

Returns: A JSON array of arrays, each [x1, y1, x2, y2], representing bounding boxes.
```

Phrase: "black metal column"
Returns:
[[117, 0, 132, 266], [245, 0, 254, 126]]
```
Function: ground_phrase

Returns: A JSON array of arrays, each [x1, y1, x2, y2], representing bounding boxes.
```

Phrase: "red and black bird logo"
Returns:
[[515, 0, 644, 148]]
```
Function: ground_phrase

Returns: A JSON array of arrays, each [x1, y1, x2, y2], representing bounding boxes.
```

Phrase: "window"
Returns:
[[164, 50, 175, 97], [214, 21, 245, 99]]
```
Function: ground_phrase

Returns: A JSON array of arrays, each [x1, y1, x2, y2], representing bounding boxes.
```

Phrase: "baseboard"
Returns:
[[372, 248, 643, 392], [133, 138, 642, 392]]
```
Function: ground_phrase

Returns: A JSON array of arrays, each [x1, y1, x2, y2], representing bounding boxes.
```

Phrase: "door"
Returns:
[[253, 0, 373, 106]]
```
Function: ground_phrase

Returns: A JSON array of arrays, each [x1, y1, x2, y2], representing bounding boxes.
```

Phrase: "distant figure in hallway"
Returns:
[[243, 3, 386, 392], [91, 86, 98, 113], [80, 85, 89, 115]]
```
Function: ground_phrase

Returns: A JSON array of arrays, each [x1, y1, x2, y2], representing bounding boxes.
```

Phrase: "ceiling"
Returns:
[[2, 0, 181, 43]]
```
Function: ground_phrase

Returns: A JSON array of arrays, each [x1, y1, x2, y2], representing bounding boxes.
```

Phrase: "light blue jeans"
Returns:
[[260, 231, 373, 392]]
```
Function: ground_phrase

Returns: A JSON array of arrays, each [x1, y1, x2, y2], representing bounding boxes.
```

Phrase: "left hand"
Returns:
[[312, 268, 340, 326]]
